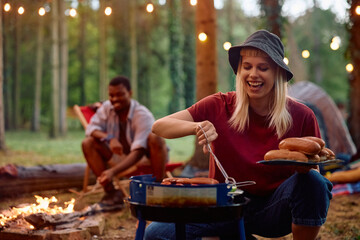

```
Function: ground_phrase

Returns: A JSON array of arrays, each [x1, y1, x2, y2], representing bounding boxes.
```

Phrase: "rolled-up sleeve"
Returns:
[[129, 106, 154, 151], [85, 103, 110, 137]]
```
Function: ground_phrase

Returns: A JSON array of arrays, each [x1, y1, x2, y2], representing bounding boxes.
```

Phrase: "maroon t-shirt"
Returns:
[[187, 92, 321, 196]]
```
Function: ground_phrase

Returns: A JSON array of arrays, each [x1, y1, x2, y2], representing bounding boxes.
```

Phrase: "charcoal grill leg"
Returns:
[[238, 218, 246, 240], [175, 223, 186, 240], [135, 218, 146, 240]]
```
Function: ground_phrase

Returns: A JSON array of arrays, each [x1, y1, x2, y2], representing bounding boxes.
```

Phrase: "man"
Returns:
[[82, 76, 167, 205]]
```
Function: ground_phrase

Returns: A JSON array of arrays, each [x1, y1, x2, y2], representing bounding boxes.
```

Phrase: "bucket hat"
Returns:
[[228, 29, 293, 81]]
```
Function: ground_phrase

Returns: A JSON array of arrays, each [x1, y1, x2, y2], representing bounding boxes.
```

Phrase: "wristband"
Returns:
[[100, 134, 115, 143]]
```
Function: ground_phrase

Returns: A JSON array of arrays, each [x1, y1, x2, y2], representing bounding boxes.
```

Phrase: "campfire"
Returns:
[[0, 195, 114, 240]]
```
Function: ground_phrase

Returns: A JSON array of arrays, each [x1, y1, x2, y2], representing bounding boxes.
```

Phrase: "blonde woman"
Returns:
[[146, 30, 332, 240]]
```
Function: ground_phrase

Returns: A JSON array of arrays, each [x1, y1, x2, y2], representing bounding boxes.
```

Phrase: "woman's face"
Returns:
[[239, 55, 276, 102]]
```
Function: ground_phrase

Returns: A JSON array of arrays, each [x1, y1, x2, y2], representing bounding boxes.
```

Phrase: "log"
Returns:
[[0, 164, 96, 198], [25, 212, 83, 229], [24, 202, 122, 229]]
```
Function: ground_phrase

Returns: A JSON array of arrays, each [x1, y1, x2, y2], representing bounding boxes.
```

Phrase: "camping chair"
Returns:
[[73, 104, 183, 193]]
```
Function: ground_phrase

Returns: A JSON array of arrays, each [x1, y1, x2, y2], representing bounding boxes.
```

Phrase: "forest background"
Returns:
[[0, 0, 358, 164]]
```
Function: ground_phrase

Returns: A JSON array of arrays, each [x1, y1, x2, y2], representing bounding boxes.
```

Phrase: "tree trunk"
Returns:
[[3, 4, 13, 130], [59, 0, 68, 135], [225, 0, 235, 91], [188, 0, 217, 170], [33, 4, 45, 132], [50, 0, 60, 138], [168, 0, 183, 113], [0, 0, 6, 151], [79, 2, 87, 105], [99, 0, 108, 101], [14, 6, 22, 129], [181, 0, 195, 108], [130, 0, 138, 99], [260, 0, 282, 37], [348, 0, 360, 150]]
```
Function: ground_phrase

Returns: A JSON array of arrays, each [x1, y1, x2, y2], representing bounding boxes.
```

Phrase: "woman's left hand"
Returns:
[[291, 165, 320, 174]]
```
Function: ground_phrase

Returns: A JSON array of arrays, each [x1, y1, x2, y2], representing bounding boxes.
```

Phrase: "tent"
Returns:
[[288, 81, 356, 157]]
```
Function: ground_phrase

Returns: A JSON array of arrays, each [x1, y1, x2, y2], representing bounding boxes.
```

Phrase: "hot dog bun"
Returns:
[[279, 137, 321, 155], [324, 147, 335, 159], [318, 148, 330, 161], [307, 154, 320, 162], [264, 149, 308, 162], [302, 136, 325, 149]]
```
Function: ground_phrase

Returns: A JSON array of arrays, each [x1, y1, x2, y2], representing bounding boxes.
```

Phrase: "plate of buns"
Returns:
[[258, 136, 343, 166]]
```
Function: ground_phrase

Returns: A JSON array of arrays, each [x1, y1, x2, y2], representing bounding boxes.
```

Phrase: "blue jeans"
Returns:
[[144, 170, 333, 239]]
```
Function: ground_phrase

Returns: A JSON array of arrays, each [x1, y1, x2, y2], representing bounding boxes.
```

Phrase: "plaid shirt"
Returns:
[[86, 99, 154, 151]]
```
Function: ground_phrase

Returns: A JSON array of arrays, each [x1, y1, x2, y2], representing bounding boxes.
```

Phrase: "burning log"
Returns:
[[0, 194, 111, 240], [25, 212, 83, 229], [24, 202, 123, 230]]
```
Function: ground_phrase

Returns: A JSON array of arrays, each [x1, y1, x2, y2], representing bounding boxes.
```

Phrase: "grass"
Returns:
[[1, 130, 195, 166]]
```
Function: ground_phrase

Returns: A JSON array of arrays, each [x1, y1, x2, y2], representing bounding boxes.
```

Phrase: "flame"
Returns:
[[0, 195, 75, 229]]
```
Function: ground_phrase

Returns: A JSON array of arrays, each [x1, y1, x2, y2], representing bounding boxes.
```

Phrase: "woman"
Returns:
[[146, 30, 332, 240]]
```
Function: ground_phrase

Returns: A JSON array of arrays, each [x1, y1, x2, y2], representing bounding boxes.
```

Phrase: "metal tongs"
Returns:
[[198, 125, 256, 189]]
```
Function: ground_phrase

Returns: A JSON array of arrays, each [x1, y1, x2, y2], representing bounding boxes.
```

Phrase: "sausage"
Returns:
[[264, 149, 308, 162], [279, 137, 321, 155], [188, 177, 219, 185], [161, 177, 219, 185]]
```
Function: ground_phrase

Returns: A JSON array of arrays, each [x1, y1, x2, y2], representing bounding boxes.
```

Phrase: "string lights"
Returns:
[[0, 1, 355, 72], [302, 50, 310, 59], [146, 3, 154, 13], [198, 32, 207, 42], [346, 63, 354, 73], [18, 6, 25, 15], [223, 41, 231, 51], [356, 5, 360, 15], [190, 0, 197, 6], [38, 7, 45, 16], [104, 6, 112, 16], [4, 2, 10, 12]]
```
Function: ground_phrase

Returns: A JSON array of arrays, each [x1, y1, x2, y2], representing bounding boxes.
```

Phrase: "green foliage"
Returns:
[[1, 0, 351, 132], [216, 1, 260, 92], [291, 7, 350, 104], [167, 0, 183, 113]]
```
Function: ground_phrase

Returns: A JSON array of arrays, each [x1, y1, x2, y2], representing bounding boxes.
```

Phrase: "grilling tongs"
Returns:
[[198, 125, 256, 189]]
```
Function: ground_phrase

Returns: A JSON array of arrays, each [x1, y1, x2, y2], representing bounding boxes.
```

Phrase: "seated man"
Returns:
[[82, 75, 168, 205]]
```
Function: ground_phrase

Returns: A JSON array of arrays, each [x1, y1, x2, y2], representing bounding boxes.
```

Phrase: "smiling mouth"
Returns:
[[247, 81, 264, 88]]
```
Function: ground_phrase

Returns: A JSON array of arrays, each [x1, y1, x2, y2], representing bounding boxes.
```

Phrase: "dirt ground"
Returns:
[[0, 189, 359, 240]]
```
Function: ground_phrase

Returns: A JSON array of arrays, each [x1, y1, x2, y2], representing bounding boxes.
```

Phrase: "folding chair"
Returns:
[[73, 104, 183, 193]]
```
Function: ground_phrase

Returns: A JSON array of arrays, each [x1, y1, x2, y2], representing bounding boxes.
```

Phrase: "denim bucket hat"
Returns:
[[228, 29, 293, 81]]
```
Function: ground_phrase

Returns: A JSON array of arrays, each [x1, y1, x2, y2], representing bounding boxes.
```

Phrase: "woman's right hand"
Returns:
[[196, 121, 218, 154]]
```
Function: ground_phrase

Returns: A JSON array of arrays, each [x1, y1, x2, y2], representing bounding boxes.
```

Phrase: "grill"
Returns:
[[127, 174, 249, 240]]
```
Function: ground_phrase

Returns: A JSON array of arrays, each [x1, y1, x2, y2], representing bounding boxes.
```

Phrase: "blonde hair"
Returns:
[[228, 48, 292, 138]]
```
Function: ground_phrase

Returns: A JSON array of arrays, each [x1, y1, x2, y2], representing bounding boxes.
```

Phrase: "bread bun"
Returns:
[[318, 148, 330, 161], [307, 154, 320, 162], [324, 147, 335, 159], [264, 149, 308, 162], [279, 137, 321, 155], [302, 136, 325, 149]]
